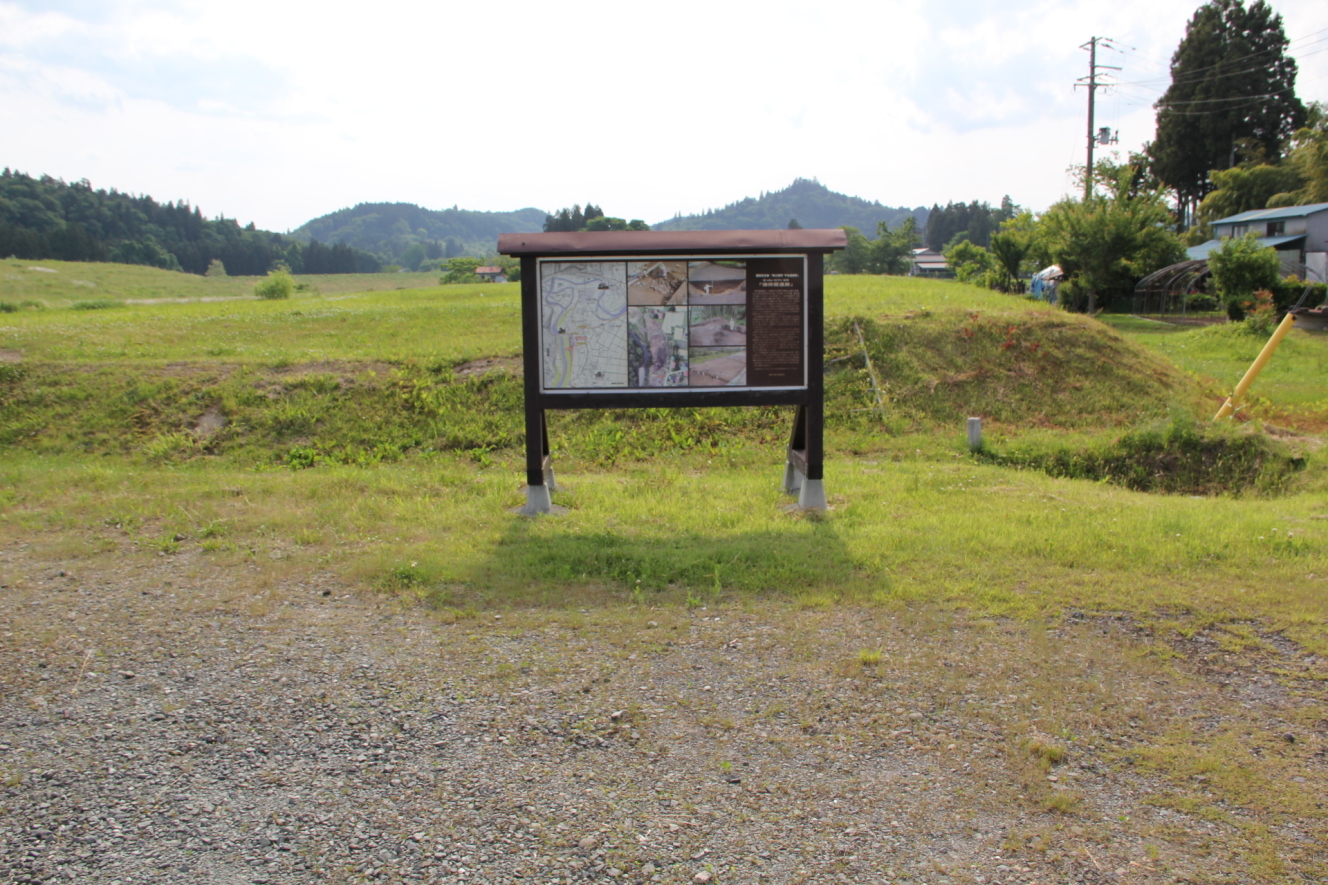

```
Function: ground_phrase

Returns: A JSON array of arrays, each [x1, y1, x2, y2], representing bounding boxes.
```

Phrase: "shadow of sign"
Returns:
[[465, 514, 860, 603]]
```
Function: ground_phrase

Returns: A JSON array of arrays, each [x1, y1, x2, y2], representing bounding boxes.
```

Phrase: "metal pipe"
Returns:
[[1213, 312, 1297, 420]]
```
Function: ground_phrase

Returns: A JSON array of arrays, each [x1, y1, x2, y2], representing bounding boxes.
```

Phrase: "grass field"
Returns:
[[1101, 313, 1328, 417], [4, 264, 1328, 880], [4, 263, 1326, 631], [1, 257, 442, 304]]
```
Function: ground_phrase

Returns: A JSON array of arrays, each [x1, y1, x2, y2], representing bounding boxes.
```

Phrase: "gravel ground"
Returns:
[[2, 546, 1325, 885]]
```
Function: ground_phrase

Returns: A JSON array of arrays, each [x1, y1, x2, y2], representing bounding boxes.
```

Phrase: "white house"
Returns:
[[908, 247, 949, 277], [1186, 201, 1328, 282]]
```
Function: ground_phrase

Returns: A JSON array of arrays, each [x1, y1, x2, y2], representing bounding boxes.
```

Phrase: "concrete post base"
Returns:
[[517, 484, 553, 516], [797, 478, 827, 511], [544, 467, 558, 492]]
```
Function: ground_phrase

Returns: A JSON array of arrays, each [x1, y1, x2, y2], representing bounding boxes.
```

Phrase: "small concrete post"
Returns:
[[967, 417, 983, 452], [782, 462, 803, 495]]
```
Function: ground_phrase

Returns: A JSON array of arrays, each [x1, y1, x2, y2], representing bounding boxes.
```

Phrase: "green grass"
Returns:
[[1, 257, 442, 305], [828, 273, 1029, 315], [1101, 313, 1328, 417], [0, 283, 520, 364], [3, 447, 1325, 651], [3, 268, 1328, 652]]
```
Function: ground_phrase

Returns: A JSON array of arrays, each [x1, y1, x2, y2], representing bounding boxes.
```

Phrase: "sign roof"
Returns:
[[498, 229, 847, 256]]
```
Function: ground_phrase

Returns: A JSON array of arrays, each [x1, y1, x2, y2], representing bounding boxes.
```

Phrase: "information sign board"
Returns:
[[537, 255, 807, 393], [498, 230, 844, 513]]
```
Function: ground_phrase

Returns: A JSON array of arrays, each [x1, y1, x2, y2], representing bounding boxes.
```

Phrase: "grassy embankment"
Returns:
[[2, 260, 1326, 645]]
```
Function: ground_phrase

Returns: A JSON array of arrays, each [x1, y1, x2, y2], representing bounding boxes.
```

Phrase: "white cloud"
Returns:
[[3, 0, 1326, 230]]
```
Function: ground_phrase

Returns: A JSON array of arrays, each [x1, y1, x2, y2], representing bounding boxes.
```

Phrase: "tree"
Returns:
[[204, 258, 227, 277], [943, 239, 996, 285], [440, 257, 484, 284], [544, 204, 649, 233], [829, 226, 873, 274], [583, 216, 649, 232], [1147, 0, 1305, 225], [988, 213, 1035, 294], [924, 198, 1017, 250], [1208, 232, 1281, 319], [1197, 164, 1303, 222], [1269, 102, 1328, 207], [870, 217, 921, 274], [400, 242, 427, 271], [1037, 163, 1185, 313]]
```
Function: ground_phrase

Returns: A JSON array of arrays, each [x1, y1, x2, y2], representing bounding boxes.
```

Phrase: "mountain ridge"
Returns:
[[651, 178, 927, 235], [290, 202, 546, 265]]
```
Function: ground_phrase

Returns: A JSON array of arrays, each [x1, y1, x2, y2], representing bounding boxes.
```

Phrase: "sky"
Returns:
[[3, 0, 1327, 233]]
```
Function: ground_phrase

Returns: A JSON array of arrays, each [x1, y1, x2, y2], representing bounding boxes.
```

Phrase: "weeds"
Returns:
[[979, 412, 1306, 496]]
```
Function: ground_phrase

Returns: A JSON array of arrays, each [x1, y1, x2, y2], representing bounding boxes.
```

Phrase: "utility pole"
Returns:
[[1076, 37, 1121, 200]]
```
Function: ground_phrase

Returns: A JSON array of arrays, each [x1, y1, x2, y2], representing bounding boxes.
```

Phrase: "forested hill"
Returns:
[[291, 203, 548, 265], [651, 179, 927, 235], [0, 169, 380, 276]]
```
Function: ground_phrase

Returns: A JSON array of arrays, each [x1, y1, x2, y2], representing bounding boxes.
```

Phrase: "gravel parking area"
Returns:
[[2, 546, 1324, 884]]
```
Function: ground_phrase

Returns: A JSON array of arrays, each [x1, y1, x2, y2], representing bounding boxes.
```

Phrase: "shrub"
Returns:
[[1271, 277, 1328, 311], [71, 299, 121, 310], [254, 270, 295, 300], [1242, 289, 1278, 336], [204, 258, 227, 277], [1209, 233, 1280, 320], [981, 412, 1305, 496], [0, 301, 17, 313]]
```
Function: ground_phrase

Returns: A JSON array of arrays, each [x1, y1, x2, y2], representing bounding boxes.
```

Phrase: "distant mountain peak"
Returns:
[[652, 180, 926, 235]]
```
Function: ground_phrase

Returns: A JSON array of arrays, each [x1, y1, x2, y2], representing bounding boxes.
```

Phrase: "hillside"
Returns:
[[0, 169, 380, 276], [290, 203, 547, 264], [652, 178, 927, 235]]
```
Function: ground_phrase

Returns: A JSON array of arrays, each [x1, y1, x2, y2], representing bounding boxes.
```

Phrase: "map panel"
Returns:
[[541, 262, 628, 389]]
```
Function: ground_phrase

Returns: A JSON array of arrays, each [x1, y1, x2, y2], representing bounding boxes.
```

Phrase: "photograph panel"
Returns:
[[687, 260, 746, 304], [688, 346, 747, 387], [628, 305, 689, 387], [688, 305, 746, 347], [627, 260, 688, 306]]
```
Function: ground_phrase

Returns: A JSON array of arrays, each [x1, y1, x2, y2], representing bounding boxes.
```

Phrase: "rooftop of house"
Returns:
[[1186, 233, 1306, 261], [1209, 201, 1328, 227]]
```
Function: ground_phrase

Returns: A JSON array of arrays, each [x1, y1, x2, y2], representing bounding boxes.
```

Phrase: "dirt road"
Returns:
[[2, 546, 1324, 884]]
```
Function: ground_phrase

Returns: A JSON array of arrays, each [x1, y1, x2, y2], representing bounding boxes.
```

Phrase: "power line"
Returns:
[[1110, 27, 1328, 90], [1116, 42, 1325, 91], [1157, 89, 1298, 108]]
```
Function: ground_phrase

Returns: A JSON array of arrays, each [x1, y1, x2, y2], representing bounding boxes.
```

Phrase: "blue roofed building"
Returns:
[[1186, 202, 1328, 283]]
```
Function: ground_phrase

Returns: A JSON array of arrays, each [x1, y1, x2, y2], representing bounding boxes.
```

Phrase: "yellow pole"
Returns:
[[1214, 312, 1297, 420]]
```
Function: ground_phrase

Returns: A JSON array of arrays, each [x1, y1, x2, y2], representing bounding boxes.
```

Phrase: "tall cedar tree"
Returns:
[[924, 197, 1017, 251], [1147, 0, 1305, 226]]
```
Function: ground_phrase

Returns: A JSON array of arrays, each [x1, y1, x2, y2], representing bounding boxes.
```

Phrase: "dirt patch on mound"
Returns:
[[0, 349, 22, 363], [192, 407, 227, 438], [454, 356, 521, 379]]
